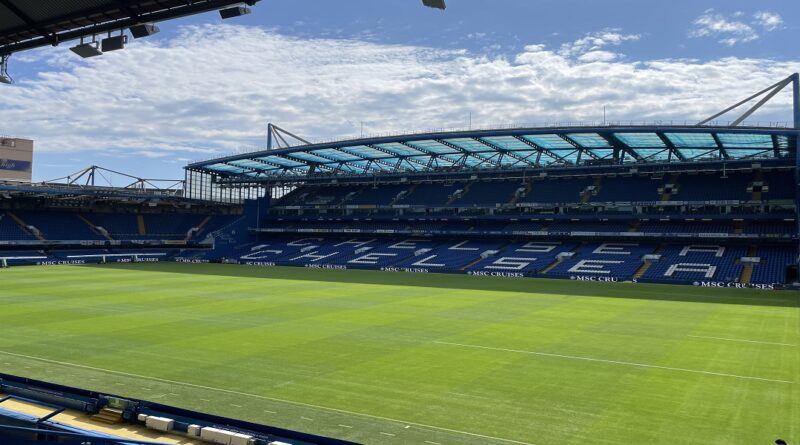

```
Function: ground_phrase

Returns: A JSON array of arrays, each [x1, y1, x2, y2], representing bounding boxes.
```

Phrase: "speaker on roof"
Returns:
[[422, 0, 446, 9], [219, 6, 251, 19], [101, 35, 126, 52], [130, 23, 160, 39]]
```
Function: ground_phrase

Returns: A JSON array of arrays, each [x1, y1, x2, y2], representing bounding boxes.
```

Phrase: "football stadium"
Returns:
[[1, 2, 799, 445]]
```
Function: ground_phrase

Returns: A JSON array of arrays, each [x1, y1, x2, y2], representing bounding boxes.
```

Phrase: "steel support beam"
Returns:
[[655, 133, 687, 161], [597, 133, 643, 163], [0, 0, 58, 45], [710, 133, 731, 160], [435, 139, 501, 167], [512, 136, 572, 165]]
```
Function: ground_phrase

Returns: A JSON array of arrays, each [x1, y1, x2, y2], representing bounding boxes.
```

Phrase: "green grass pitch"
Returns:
[[0, 263, 798, 445]]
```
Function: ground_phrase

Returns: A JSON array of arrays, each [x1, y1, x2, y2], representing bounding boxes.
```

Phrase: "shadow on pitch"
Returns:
[[79, 262, 800, 308]]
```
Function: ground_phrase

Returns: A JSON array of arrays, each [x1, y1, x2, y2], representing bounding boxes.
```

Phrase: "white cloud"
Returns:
[[690, 11, 758, 46], [753, 11, 784, 31], [690, 9, 784, 46], [559, 29, 640, 59], [0, 24, 797, 165]]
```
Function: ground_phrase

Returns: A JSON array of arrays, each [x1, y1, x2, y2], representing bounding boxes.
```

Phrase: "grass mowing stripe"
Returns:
[[687, 335, 796, 347], [433, 341, 794, 384], [0, 349, 536, 445]]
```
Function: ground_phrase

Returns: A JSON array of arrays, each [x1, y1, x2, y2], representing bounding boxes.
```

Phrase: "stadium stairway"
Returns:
[[738, 245, 758, 284], [78, 214, 114, 241], [580, 178, 602, 204], [7, 212, 44, 241], [633, 244, 664, 279], [185, 215, 213, 242], [446, 181, 472, 206], [539, 243, 583, 274], [750, 171, 764, 201], [660, 174, 679, 201], [91, 407, 123, 425], [390, 184, 416, 205], [137, 215, 146, 236], [460, 240, 512, 271], [508, 182, 532, 205]]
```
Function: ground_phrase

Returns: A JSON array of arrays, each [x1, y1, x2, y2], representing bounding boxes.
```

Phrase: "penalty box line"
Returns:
[[434, 341, 793, 384], [0, 349, 536, 445]]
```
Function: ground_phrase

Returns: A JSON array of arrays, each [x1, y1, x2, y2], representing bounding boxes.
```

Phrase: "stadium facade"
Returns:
[[1, 121, 797, 289], [177, 122, 798, 290]]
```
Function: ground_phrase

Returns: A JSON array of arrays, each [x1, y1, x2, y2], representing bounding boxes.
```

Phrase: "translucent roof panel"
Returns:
[[664, 133, 718, 148], [404, 140, 458, 154], [205, 163, 245, 173], [228, 160, 276, 171], [399, 158, 426, 170], [522, 134, 574, 149], [496, 153, 520, 166], [311, 148, 362, 162], [538, 149, 577, 164], [614, 133, 666, 148], [677, 148, 718, 159], [256, 156, 304, 167], [717, 133, 774, 149], [444, 138, 493, 153], [725, 149, 773, 159], [482, 136, 534, 151], [587, 148, 614, 159], [337, 145, 388, 159], [374, 142, 426, 156], [286, 151, 336, 164], [634, 148, 670, 161], [774, 135, 791, 149], [566, 133, 612, 148]]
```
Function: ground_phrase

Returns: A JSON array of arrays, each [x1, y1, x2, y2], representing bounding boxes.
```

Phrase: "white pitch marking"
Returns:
[[0, 349, 536, 445], [426, 441, 443, 445], [231, 404, 243, 408], [301, 416, 314, 421], [434, 341, 793, 384], [380, 432, 396, 436], [688, 335, 796, 347], [264, 410, 277, 414], [338, 424, 353, 429]]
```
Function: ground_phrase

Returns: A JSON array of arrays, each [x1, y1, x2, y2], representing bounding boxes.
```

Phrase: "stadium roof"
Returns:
[[187, 126, 799, 181], [0, 0, 259, 56]]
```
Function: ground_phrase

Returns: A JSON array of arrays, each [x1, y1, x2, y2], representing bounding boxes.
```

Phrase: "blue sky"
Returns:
[[1, 0, 798, 182]]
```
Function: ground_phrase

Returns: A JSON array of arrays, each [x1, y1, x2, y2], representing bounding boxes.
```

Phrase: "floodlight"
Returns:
[[219, 6, 251, 19], [70, 43, 103, 58], [101, 35, 126, 52], [130, 23, 160, 38], [422, 0, 446, 9]]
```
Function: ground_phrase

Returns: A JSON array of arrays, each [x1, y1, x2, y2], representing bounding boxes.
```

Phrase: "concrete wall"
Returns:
[[0, 138, 34, 182]]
